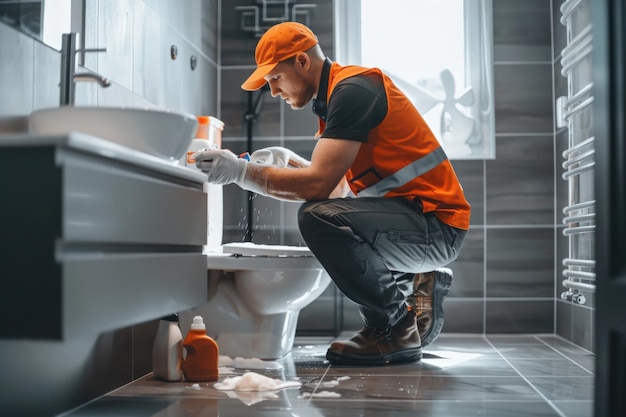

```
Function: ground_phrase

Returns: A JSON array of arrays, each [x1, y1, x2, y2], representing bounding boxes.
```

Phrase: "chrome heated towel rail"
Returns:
[[559, 0, 595, 305]]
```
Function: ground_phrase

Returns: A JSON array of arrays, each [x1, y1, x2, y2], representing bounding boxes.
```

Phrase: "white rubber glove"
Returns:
[[250, 146, 310, 168], [194, 147, 309, 198], [193, 149, 247, 185], [193, 149, 268, 196]]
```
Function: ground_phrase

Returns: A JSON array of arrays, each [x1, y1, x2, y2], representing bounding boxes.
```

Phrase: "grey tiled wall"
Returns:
[[0, 1, 219, 117], [0, 23, 59, 116], [445, 0, 561, 338]]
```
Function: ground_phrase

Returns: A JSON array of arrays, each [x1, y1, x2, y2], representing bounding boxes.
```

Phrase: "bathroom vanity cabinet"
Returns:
[[0, 133, 208, 340]]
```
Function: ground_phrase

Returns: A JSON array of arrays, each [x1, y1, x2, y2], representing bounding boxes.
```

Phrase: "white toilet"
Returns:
[[178, 183, 331, 360], [179, 123, 330, 359]]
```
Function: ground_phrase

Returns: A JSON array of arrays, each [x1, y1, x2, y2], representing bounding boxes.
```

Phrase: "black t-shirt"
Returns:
[[315, 63, 388, 143]]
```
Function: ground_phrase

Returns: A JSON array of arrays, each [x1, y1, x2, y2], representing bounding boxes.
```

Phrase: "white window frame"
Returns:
[[334, 0, 495, 160]]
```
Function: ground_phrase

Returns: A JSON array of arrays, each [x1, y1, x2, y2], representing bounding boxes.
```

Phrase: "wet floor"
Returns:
[[60, 333, 595, 417]]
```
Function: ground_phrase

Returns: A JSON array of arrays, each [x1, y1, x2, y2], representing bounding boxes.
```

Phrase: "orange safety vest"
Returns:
[[316, 63, 471, 231]]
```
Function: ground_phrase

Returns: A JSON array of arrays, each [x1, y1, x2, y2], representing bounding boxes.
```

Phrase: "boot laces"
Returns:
[[367, 327, 393, 342]]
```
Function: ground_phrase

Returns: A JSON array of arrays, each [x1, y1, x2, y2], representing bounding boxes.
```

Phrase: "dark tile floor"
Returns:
[[60, 334, 595, 417]]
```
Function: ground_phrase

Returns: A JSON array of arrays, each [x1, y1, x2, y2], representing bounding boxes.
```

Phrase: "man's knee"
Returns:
[[297, 200, 320, 236], [298, 199, 341, 238]]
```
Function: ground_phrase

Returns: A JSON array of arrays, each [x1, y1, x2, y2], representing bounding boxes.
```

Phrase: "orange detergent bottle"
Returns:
[[181, 315, 219, 382], [195, 115, 210, 140]]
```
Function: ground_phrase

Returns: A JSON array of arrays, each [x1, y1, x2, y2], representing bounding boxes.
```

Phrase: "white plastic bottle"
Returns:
[[152, 314, 183, 382], [185, 116, 224, 251]]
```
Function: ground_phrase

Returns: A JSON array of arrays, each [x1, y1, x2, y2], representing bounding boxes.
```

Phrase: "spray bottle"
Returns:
[[181, 315, 219, 382]]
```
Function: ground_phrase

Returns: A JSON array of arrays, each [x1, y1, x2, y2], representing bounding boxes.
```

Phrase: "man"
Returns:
[[193, 22, 470, 366]]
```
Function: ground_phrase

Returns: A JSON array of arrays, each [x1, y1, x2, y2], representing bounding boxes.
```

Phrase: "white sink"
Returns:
[[29, 107, 198, 161]]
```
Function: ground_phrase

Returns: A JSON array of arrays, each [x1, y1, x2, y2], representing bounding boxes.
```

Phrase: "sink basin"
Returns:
[[29, 107, 198, 161]]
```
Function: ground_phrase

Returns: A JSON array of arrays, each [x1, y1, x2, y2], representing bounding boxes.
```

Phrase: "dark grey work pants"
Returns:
[[298, 197, 466, 329]]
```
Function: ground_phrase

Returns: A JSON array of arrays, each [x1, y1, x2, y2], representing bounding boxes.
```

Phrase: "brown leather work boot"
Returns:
[[407, 268, 453, 347], [326, 310, 422, 366]]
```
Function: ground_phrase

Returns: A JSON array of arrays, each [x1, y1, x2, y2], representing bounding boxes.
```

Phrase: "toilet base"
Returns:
[[179, 273, 303, 360], [210, 310, 300, 360]]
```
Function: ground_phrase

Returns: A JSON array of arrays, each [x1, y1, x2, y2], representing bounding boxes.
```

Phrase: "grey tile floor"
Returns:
[[61, 334, 595, 417]]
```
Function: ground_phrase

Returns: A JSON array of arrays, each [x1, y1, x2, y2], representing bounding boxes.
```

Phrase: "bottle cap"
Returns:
[[195, 116, 210, 139], [190, 315, 206, 330], [197, 115, 210, 125]]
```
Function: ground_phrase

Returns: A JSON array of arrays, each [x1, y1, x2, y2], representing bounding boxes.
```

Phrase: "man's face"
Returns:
[[264, 57, 315, 110]]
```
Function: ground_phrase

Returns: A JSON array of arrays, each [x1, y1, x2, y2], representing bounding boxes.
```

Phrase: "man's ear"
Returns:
[[295, 52, 310, 69]]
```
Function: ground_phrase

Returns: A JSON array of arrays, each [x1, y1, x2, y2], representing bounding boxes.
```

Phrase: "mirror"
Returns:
[[0, 0, 72, 50]]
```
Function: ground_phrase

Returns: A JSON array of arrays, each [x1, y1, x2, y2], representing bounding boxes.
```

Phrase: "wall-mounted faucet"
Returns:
[[59, 32, 111, 106], [72, 72, 110, 87]]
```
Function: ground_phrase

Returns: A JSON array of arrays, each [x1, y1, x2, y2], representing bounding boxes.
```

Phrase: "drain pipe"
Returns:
[[243, 84, 270, 241]]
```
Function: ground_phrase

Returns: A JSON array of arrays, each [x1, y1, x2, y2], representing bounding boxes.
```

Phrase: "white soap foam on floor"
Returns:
[[213, 372, 302, 392], [298, 391, 342, 399], [232, 357, 283, 370], [218, 366, 236, 375], [218, 355, 283, 370], [297, 376, 350, 399], [218, 355, 233, 366]]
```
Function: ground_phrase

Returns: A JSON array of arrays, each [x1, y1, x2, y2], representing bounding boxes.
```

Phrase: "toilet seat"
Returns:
[[205, 242, 318, 271], [221, 242, 313, 257]]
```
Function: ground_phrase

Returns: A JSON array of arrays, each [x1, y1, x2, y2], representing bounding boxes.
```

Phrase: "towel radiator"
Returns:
[[559, 0, 595, 305]]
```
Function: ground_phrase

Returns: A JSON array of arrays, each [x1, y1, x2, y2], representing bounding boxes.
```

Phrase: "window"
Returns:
[[334, 0, 495, 159]]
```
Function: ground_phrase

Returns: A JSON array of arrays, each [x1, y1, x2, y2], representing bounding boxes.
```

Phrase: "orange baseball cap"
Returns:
[[241, 22, 319, 91]]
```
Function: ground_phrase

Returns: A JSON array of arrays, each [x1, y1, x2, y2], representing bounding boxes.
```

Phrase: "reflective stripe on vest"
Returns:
[[356, 146, 448, 198]]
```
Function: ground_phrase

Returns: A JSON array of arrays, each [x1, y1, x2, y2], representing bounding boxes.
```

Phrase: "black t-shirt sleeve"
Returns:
[[320, 73, 387, 142]]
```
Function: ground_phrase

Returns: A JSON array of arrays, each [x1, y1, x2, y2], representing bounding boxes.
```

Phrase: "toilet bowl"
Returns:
[[179, 242, 331, 360]]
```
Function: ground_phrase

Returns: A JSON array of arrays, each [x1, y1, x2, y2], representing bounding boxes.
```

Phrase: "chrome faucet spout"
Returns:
[[73, 72, 111, 88]]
